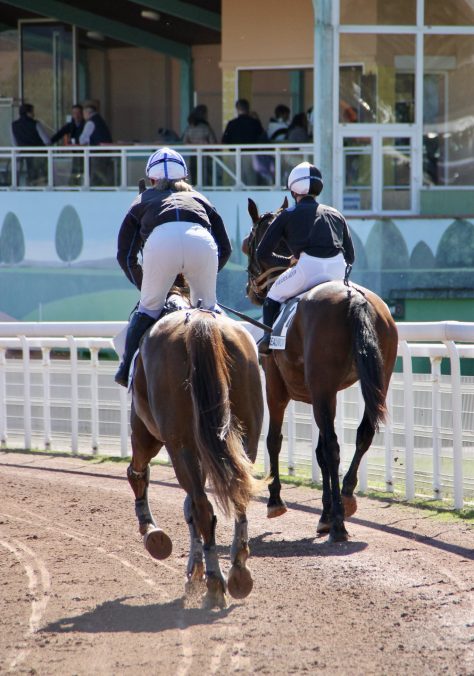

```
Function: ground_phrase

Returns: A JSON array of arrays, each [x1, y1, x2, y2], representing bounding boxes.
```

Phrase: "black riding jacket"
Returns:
[[256, 196, 355, 268], [117, 187, 232, 289]]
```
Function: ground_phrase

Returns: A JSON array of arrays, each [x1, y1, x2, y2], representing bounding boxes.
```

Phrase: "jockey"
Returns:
[[115, 147, 232, 387], [256, 161, 355, 355]]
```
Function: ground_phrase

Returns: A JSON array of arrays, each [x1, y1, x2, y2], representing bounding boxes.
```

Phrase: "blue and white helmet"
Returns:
[[146, 147, 188, 180], [287, 161, 323, 195]]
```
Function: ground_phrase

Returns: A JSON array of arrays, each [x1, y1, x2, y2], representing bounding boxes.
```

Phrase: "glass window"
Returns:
[[339, 34, 416, 123], [382, 137, 411, 210], [0, 26, 18, 146], [423, 35, 474, 186], [343, 137, 372, 211], [21, 23, 73, 135], [425, 0, 474, 26], [340, 0, 416, 25]]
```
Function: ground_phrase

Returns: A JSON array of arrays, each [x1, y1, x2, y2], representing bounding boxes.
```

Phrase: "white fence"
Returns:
[[0, 143, 312, 191], [0, 321, 473, 509]]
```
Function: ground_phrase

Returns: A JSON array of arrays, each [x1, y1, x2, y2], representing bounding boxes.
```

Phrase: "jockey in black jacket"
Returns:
[[256, 162, 355, 355]]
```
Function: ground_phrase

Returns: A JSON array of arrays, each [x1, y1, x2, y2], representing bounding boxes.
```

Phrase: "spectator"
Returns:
[[11, 103, 50, 185], [266, 104, 290, 142], [11, 103, 50, 147], [182, 105, 217, 184], [51, 104, 85, 145], [79, 103, 113, 186], [182, 105, 217, 145], [79, 103, 112, 145], [287, 112, 310, 142], [222, 99, 266, 144]]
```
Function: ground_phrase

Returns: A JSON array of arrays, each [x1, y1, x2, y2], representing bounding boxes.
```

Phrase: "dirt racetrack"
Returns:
[[0, 450, 473, 675]]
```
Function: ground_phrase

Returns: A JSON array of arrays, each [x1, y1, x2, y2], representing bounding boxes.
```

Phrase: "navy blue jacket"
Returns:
[[117, 187, 232, 289]]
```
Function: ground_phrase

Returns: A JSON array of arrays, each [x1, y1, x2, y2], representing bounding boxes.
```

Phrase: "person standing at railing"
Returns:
[[182, 105, 217, 185], [11, 103, 50, 186], [79, 102, 113, 186], [222, 99, 267, 186], [51, 104, 85, 145], [50, 104, 85, 186], [114, 147, 232, 387]]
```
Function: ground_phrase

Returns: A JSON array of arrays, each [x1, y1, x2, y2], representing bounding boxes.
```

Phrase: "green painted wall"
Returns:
[[420, 189, 474, 216], [404, 298, 474, 322]]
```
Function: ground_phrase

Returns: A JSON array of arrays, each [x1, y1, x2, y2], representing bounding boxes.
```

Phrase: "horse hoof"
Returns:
[[228, 564, 253, 600], [328, 529, 349, 544], [203, 577, 227, 610], [316, 518, 332, 534], [342, 494, 357, 518], [267, 504, 288, 518], [144, 529, 172, 560]]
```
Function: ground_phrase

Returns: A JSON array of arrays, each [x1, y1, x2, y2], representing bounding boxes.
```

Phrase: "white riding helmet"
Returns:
[[146, 147, 188, 180], [287, 161, 323, 196]]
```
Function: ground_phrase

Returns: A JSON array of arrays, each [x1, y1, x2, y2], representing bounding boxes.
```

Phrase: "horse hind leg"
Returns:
[[227, 513, 253, 600], [314, 433, 333, 535], [183, 494, 205, 598], [341, 410, 376, 518]]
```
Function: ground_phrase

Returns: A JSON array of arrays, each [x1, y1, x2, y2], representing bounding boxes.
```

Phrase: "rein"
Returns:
[[249, 265, 290, 296]]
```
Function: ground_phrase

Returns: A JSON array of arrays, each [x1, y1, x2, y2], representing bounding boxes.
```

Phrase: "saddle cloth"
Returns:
[[269, 294, 303, 350]]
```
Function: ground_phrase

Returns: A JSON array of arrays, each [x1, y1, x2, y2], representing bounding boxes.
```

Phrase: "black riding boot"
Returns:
[[115, 312, 155, 387], [258, 298, 281, 356]]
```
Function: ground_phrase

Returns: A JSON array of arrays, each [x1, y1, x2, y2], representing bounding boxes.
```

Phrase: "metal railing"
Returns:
[[0, 143, 313, 191], [0, 320, 473, 508]]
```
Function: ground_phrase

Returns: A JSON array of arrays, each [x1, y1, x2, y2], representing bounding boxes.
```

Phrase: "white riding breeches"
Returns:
[[139, 221, 218, 318], [267, 252, 346, 303]]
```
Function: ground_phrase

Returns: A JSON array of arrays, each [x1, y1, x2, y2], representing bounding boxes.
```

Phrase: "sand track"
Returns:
[[0, 451, 472, 675]]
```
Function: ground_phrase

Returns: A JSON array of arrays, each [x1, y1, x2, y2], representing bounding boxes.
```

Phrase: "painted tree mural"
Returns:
[[410, 241, 435, 269], [0, 211, 25, 264], [365, 219, 409, 269], [435, 219, 474, 268], [55, 205, 83, 264]]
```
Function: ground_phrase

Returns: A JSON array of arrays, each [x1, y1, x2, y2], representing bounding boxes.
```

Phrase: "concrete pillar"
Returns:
[[312, 0, 335, 204]]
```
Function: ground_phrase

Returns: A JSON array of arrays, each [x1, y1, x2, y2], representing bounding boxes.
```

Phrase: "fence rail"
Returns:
[[0, 320, 473, 508], [0, 143, 313, 191]]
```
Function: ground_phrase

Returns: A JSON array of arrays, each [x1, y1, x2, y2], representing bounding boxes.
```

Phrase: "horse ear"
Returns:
[[281, 196, 289, 210], [248, 198, 259, 223]]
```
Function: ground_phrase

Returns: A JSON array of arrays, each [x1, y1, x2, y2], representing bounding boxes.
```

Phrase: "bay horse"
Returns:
[[245, 198, 399, 543], [127, 290, 264, 608]]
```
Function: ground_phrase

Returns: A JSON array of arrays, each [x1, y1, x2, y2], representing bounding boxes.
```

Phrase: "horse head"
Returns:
[[244, 197, 289, 306]]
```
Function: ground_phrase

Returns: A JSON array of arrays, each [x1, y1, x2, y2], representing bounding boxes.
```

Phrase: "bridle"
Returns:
[[246, 210, 290, 303]]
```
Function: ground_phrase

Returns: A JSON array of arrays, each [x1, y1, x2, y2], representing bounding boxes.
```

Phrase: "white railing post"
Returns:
[[287, 400, 295, 475], [11, 148, 18, 187], [0, 348, 7, 447], [20, 336, 32, 450], [120, 148, 127, 189], [430, 356, 442, 500], [67, 336, 79, 454], [119, 386, 129, 457], [400, 341, 415, 500], [384, 385, 394, 493], [41, 347, 52, 450], [83, 148, 90, 188], [47, 147, 54, 187], [311, 415, 320, 482], [444, 341, 464, 509], [90, 347, 99, 454], [336, 390, 345, 478]]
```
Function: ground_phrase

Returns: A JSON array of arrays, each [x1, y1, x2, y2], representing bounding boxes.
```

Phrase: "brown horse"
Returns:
[[127, 296, 263, 608], [245, 198, 399, 543]]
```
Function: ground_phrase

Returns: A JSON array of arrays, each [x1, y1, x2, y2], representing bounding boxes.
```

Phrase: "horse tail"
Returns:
[[348, 292, 387, 430], [186, 314, 259, 517]]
